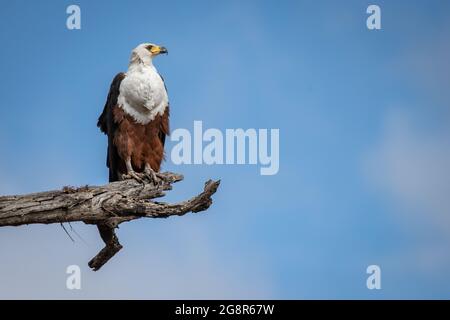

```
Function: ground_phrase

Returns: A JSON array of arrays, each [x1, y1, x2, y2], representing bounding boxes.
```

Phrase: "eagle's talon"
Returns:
[[121, 171, 145, 184], [145, 173, 161, 185], [144, 166, 163, 185]]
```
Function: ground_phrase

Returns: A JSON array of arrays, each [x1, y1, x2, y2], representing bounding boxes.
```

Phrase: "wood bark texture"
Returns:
[[0, 172, 220, 271]]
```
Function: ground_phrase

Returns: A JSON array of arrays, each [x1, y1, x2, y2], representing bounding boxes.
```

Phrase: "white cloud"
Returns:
[[365, 15, 450, 240], [364, 109, 450, 233], [0, 221, 273, 299]]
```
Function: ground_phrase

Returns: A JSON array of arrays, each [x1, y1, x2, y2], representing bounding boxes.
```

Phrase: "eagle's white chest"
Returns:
[[117, 64, 168, 124]]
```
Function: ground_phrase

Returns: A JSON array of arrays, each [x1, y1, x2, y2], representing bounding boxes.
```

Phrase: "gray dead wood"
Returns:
[[0, 172, 220, 271]]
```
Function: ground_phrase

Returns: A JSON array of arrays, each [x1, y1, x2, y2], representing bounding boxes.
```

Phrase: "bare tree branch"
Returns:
[[0, 172, 220, 270]]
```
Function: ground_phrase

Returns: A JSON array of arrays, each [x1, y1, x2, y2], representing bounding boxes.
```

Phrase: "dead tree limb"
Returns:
[[0, 172, 220, 271]]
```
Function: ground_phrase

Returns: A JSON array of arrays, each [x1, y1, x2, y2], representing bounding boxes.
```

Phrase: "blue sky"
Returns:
[[0, 0, 449, 299]]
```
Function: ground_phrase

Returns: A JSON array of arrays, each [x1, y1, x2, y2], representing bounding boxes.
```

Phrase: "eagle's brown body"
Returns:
[[98, 72, 169, 182]]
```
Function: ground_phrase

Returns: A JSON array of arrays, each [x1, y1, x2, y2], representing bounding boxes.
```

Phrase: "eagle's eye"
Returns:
[[146, 45, 153, 51]]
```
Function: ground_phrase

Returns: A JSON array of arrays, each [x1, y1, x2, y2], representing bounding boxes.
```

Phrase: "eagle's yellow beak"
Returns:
[[150, 45, 168, 55]]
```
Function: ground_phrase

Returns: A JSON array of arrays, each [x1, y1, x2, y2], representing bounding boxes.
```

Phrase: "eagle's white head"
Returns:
[[129, 43, 168, 66], [119, 42, 169, 124]]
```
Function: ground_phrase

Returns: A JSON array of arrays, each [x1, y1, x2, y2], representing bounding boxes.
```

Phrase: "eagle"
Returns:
[[97, 43, 169, 184]]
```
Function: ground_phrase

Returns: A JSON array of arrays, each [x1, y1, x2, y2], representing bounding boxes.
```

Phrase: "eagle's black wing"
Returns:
[[97, 72, 126, 182], [158, 73, 170, 148]]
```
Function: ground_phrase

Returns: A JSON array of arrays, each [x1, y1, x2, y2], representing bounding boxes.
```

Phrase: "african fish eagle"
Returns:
[[97, 43, 170, 183]]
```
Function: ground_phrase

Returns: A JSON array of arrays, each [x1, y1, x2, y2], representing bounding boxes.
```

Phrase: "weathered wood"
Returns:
[[0, 172, 220, 270]]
